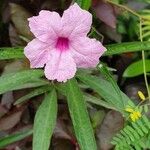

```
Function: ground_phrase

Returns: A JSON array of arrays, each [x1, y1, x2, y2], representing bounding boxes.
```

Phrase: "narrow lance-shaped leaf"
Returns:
[[1, 41, 150, 60], [123, 59, 150, 77], [14, 86, 52, 105], [0, 47, 24, 60], [105, 41, 150, 56], [33, 89, 57, 150], [0, 129, 32, 148], [77, 71, 130, 112], [84, 93, 118, 111], [65, 78, 97, 150], [98, 64, 122, 103], [12, 79, 49, 91], [55, 82, 118, 111], [0, 69, 44, 95]]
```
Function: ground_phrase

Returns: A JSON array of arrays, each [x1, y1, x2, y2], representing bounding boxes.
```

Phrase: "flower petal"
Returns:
[[28, 10, 61, 42], [71, 37, 106, 68], [61, 3, 92, 38], [24, 38, 52, 68], [44, 50, 76, 82]]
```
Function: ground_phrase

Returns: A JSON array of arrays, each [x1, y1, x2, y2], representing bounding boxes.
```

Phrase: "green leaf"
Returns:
[[55, 82, 118, 110], [14, 86, 52, 105], [0, 69, 44, 95], [105, 41, 150, 56], [98, 64, 122, 102], [77, 71, 130, 112], [1, 41, 150, 60], [0, 129, 32, 148], [1, 40, 150, 60], [33, 89, 57, 150], [65, 78, 97, 150], [75, 0, 91, 10], [12, 79, 49, 90], [123, 59, 150, 77], [84, 93, 118, 111], [0, 47, 24, 60]]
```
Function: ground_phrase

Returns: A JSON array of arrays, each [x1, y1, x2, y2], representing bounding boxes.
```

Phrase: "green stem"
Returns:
[[139, 19, 150, 100], [106, 0, 150, 21], [106, 0, 141, 18], [107, 0, 150, 100]]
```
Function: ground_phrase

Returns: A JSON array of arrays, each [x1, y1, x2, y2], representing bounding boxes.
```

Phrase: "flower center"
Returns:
[[56, 37, 69, 51]]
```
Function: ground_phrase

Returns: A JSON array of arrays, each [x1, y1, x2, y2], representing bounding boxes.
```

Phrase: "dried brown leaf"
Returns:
[[0, 105, 8, 118], [93, 1, 117, 28], [0, 109, 24, 131], [54, 119, 72, 140], [96, 110, 124, 150], [1, 91, 14, 109], [9, 3, 33, 42]]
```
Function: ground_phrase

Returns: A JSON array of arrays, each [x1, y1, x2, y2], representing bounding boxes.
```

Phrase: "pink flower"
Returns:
[[24, 3, 106, 82]]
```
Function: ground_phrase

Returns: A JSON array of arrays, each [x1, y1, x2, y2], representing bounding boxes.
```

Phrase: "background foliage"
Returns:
[[0, 0, 150, 150]]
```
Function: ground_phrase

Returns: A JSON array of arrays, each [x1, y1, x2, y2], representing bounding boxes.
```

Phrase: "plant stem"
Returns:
[[106, 0, 141, 18], [106, 0, 150, 100], [106, 0, 150, 21], [107, 0, 150, 100], [139, 19, 150, 100]]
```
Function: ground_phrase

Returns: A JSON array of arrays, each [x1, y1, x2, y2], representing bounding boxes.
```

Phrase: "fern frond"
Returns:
[[139, 9, 150, 41], [111, 115, 150, 150]]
